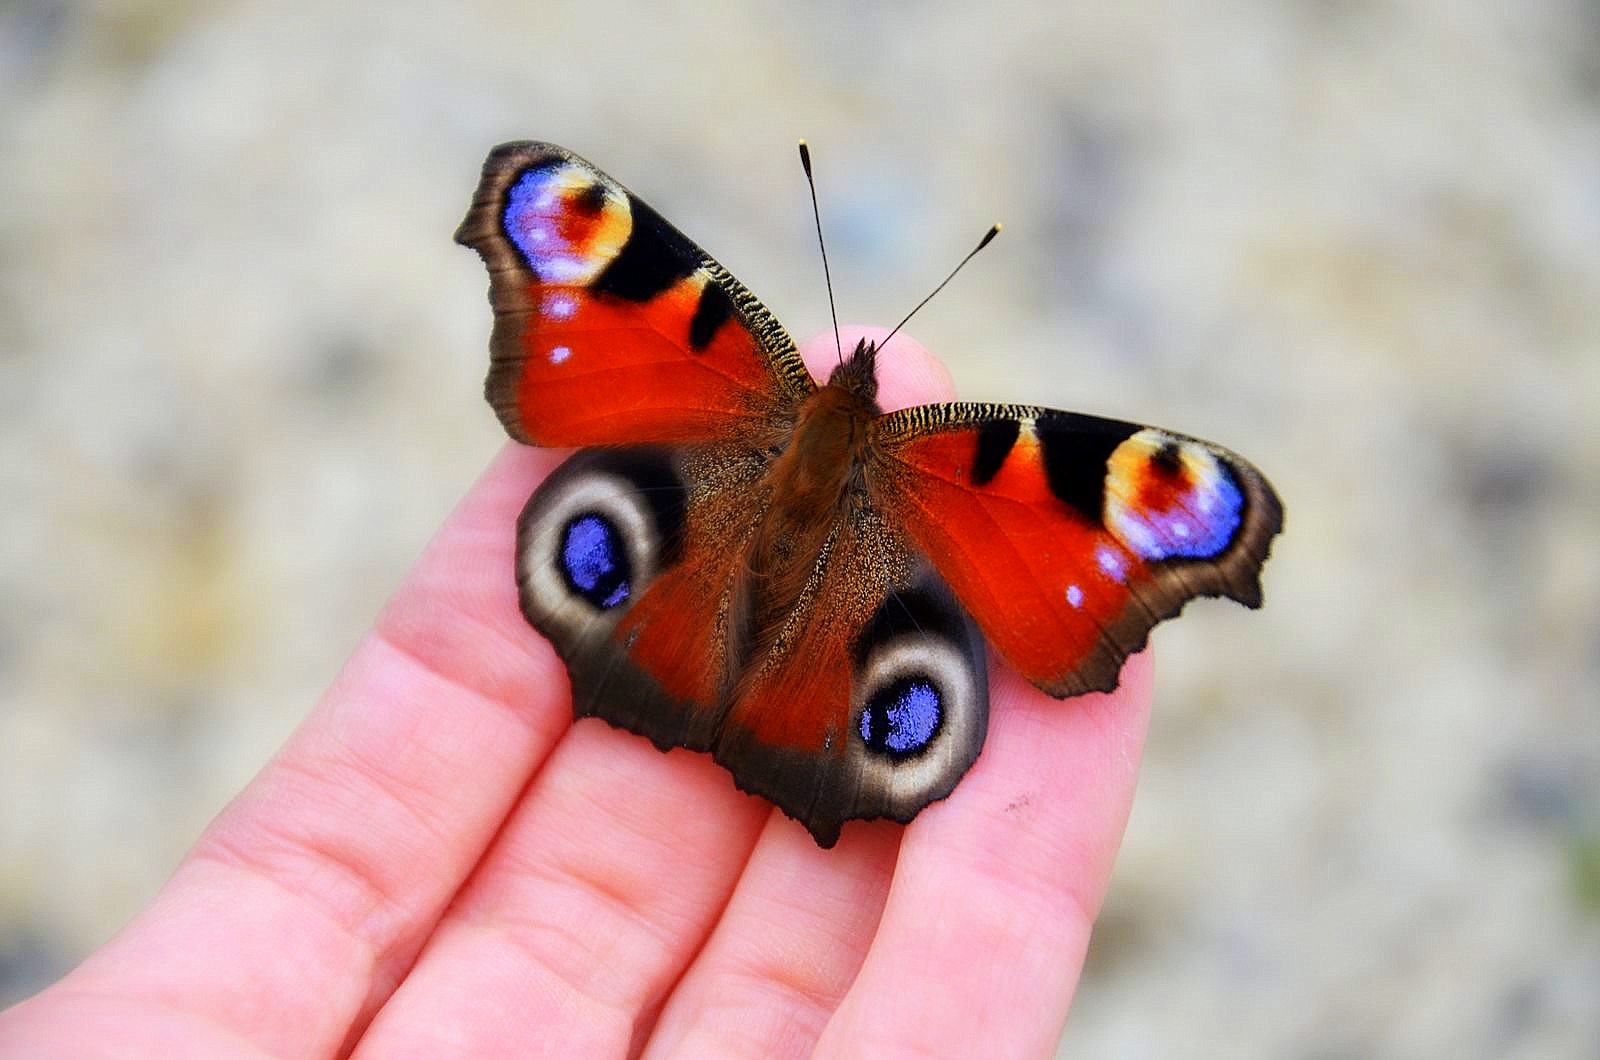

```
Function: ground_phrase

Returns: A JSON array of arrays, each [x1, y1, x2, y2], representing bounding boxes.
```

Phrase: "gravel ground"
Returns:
[[2, 2, 1597, 1055]]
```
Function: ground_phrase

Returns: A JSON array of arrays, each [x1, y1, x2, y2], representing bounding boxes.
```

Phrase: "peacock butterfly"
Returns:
[[455, 141, 1283, 848]]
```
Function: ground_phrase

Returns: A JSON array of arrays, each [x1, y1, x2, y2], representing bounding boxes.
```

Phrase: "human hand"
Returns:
[[0, 329, 1151, 1058]]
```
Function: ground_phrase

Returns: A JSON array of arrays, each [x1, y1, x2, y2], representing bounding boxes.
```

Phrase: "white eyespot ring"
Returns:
[[517, 468, 661, 643], [851, 634, 985, 811]]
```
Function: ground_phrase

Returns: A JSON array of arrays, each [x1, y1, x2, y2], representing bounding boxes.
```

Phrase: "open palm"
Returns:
[[0, 331, 1151, 1058]]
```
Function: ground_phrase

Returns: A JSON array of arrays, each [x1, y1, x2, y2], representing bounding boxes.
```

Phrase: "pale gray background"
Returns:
[[3, 1, 1598, 1055]]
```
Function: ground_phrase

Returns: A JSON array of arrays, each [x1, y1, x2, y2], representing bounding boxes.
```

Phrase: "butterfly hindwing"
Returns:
[[868, 403, 1283, 696], [515, 444, 765, 751], [456, 142, 815, 447]]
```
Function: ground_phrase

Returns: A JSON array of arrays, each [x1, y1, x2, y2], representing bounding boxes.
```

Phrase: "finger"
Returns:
[[643, 816, 901, 1060], [5, 443, 576, 1057], [641, 326, 949, 1059], [816, 653, 1154, 1057]]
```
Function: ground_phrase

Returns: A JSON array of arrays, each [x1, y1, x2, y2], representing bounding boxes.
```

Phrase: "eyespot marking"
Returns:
[[560, 513, 632, 610], [1065, 583, 1084, 608], [503, 162, 632, 283], [1106, 428, 1244, 560], [859, 676, 943, 757], [549, 345, 571, 364]]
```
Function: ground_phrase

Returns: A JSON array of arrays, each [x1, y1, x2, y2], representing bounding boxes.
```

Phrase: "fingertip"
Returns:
[[798, 326, 957, 410], [992, 648, 1153, 767], [1114, 647, 1156, 709]]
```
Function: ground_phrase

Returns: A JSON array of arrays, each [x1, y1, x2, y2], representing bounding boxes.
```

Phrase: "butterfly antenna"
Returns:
[[798, 140, 845, 366], [880, 222, 1002, 351]]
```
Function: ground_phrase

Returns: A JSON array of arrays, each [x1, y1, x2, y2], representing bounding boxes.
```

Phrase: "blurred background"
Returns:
[[2, 1, 1597, 1055]]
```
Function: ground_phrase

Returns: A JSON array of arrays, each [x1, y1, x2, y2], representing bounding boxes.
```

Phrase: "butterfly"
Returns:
[[455, 142, 1283, 848]]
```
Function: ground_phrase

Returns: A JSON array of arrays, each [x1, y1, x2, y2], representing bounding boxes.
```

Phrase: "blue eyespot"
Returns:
[[858, 677, 943, 758], [559, 513, 631, 610], [1126, 467, 1244, 560], [502, 162, 627, 283]]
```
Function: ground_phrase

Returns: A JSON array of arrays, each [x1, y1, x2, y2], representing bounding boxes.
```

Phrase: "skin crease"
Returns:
[[0, 327, 1152, 1059]]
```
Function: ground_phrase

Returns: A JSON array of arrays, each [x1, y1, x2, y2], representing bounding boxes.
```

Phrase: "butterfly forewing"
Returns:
[[869, 402, 1282, 696], [456, 141, 815, 448]]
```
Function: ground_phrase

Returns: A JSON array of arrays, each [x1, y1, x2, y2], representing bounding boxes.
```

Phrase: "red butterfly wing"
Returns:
[[455, 142, 814, 446], [869, 403, 1283, 696]]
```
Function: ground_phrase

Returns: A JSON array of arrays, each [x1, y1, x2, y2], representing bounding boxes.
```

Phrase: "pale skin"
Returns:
[[0, 328, 1152, 1058]]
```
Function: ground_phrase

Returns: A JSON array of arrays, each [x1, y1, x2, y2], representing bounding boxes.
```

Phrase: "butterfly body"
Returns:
[[457, 142, 1283, 847]]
